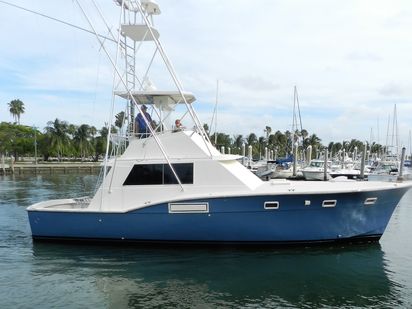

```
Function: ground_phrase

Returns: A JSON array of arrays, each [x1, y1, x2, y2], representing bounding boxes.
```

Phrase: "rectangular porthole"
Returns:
[[364, 197, 378, 205], [169, 203, 209, 213], [264, 201, 279, 210], [322, 200, 337, 208]]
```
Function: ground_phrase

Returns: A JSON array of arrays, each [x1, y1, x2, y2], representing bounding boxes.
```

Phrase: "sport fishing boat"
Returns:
[[27, 0, 412, 245]]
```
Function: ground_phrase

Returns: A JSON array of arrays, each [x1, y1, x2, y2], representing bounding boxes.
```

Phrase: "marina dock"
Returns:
[[0, 162, 101, 175]]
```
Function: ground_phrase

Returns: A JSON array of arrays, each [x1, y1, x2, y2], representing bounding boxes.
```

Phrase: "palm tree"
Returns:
[[371, 142, 383, 155], [8, 99, 25, 124], [233, 135, 243, 148], [307, 134, 322, 158], [67, 124, 77, 137], [90, 126, 97, 138], [264, 126, 272, 139], [246, 133, 257, 146], [93, 126, 109, 161], [258, 136, 266, 158], [268, 131, 287, 157], [45, 119, 70, 161], [115, 111, 125, 129], [301, 129, 309, 140], [203, 123, 209, 135], [211, 132, 232, 149], [74, 124, 92, 161]]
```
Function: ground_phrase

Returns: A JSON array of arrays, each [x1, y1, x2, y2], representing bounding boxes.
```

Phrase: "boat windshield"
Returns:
[[310, 161, 324, 168]]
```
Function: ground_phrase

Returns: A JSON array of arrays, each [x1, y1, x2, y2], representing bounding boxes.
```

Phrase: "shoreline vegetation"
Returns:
[[1, 99, 395, 175], [1, 119, 388, 160]]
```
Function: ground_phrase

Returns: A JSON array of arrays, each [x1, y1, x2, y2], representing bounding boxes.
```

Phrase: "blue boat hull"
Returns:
[[28, 187, 409, 245]]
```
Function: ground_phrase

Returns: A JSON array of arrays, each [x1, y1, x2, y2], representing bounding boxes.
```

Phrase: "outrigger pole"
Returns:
[[0, 0, 116, 43]]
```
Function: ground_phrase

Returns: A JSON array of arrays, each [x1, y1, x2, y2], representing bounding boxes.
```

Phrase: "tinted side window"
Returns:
[[123, 164, 163, 185], [123, 163, 193, 185], [164, 163, 194, 184]]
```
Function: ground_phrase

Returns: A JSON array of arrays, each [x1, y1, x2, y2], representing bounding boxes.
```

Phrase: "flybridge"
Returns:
[[109, 0, 210, 144], [78, 0, 216, 187]]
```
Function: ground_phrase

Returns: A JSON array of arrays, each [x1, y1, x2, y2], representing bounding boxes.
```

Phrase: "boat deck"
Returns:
[[29, 197, 91, 211]]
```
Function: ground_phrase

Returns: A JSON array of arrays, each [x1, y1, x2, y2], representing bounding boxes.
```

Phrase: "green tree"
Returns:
[[0, 122, 36, 160], [45, 119, 70, 161], [210, 132, 232, 150], [371, 142, 383, 155], [264, 126, 272, 139], [258, 136, 266, 158], [8, 99, 25, 124], [203, 123, 209, 135], [268, 131, 288, 157], [93, 126, 109, 161], [74, 124, 93, 161], [233, 134, 244, 154], [90, 126, 97, 138], [328, 142, 342, 157], [115, 111, 125, 129], [307, 134, 322, 158], [246, 133, 257, 146], [301, 129, 309, 140]]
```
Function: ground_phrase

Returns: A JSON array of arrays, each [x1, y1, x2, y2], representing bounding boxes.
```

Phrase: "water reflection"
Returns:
[[0, 174, 98, 206], [32, 243, 401, 308], [3, 174, 412, 308]]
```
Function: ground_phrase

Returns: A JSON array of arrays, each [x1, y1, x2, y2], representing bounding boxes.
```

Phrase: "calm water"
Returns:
[[1, 174, 412, 308]]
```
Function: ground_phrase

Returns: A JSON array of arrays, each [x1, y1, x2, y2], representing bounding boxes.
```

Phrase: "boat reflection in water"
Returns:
[[31, 243, 401, 308]]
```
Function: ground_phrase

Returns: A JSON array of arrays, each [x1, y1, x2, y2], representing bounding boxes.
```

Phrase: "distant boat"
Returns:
[[27, 0, 412, 245], [329, 159, 369, 180], [271, 162, 304, 179], [329, 168, 365, 180], [368, 160, 412, 181], [302, 159, 331, 181]]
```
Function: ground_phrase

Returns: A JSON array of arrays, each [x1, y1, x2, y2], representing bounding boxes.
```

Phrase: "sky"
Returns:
[[0, 0, 412, 147]]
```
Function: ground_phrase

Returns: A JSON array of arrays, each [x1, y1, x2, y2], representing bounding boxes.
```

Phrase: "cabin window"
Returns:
[[322, 200, 337, 208], [164, 163, 194, 184], [264, 201, 280, 209], [123, 163, 193, 185]]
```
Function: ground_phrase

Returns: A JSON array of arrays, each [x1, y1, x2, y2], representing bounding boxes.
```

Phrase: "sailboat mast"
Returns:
[[292, 86, 304, 160], [214, 80, 219, 145], [391, 104, 399, 157], [385, 115, 390, 158]]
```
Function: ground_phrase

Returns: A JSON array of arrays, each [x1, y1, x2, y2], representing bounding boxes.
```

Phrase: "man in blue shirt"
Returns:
[[136, 105, 152, 137]]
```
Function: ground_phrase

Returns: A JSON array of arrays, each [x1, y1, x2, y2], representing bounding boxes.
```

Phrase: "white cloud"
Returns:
[[378, 83, 404, 97]]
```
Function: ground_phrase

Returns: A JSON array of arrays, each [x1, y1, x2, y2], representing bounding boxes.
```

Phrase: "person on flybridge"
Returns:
[[173, 119, 185, 132], [135, 105, 153, 138]]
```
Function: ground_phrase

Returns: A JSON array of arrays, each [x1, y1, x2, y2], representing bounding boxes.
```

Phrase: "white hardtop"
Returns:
[[121, 24, 160, 41], [114, 90, 196, 105]]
